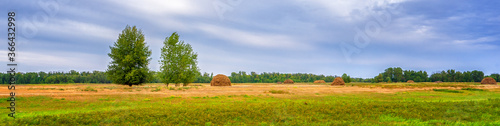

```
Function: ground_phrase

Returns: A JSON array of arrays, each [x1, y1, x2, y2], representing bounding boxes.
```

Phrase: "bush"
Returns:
[[83, 86, 97, 92], [269, 90, 289, 94], [432, 89, 463, 93], [461, 88, 485, 91]]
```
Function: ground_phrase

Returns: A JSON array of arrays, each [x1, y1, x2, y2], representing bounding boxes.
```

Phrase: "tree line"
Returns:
[[373, 67, 498, 83], [1, 68, 497, 84], [0, 71, 359, 84], [0, 70, 110, 84]]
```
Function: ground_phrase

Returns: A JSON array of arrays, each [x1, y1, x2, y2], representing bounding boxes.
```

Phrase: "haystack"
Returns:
[[313, 80, 326, 83], [481, 77, 497, 85], [331, 77, 345, 86], [283, 79, 294, 84], [277, 82, 282, 84], [210, 74, 231, 86], [407, 80, 414, 83], [435, 81, 443, 83]]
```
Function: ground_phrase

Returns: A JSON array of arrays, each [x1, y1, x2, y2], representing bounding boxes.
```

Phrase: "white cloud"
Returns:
[[453, 37, 497, 44], [197, 24, 312, 50], [106, 0, 213, 18], [27, 19, 120, 42]]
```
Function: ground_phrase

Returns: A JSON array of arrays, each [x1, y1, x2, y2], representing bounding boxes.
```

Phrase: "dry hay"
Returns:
[[481, 77, 497, 85], [331, 77, 345, 86], [435, 81, 443, 83], [283, 79, 294, 84], [277, 82, 282, 84], [407, 80, 415, 83], [210, 74, 231, 86], [313, 80, 326, 83]]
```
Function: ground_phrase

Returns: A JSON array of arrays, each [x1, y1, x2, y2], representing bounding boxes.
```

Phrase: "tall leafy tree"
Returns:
[[106, 25, 152, 87], [159, 32, 200, 87], [341, 73, 351, 83]]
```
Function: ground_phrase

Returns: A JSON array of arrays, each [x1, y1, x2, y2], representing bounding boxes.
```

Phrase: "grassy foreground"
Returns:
[[1, 83, 499, 125]]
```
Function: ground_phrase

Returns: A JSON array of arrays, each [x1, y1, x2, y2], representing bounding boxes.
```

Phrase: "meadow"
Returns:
[[1, 82, 499, 125]]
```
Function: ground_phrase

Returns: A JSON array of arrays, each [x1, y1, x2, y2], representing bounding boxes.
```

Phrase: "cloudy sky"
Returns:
[[1, 0, 499, 78]]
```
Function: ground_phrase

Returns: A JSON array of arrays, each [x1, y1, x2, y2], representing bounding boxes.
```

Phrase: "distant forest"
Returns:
[[1, 68, 498, 84]]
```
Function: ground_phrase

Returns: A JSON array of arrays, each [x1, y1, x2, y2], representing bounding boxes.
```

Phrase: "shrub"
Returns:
[[432, 89, 463, 93]]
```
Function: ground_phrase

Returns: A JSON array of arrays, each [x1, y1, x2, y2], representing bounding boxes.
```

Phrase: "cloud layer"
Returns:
[[2, 0, 499, 78]]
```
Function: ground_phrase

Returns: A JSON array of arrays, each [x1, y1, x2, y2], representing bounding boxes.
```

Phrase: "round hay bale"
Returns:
[[283, 79, 294, 84], [407, 80, 414, 83], [277, 82, 282, 84], [210, 74, 231, 86], [331, 77, 345, 86], [481, 77, 497, 85], [314, 80, 326, 83]]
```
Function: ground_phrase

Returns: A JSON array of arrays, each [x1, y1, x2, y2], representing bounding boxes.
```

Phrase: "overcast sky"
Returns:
[[1, 0, 499, 78]]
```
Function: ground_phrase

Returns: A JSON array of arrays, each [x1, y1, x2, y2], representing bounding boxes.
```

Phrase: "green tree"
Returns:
[[341, 73, 351, 83], [374, 73, 384, 83], [159, 32, 200, 87], [471, 70, 484, 82], [394, 67, 403, 82], [386, 77, 392, 83], [106, 25, 152, 87]]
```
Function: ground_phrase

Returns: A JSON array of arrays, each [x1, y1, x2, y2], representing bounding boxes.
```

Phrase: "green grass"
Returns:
[[1, 83, 499, 125]]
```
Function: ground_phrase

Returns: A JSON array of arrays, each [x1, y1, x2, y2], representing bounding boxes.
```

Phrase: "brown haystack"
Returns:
[[210, 74, 231, 86], [277, 82, 282, 84], [435, 81, 443, 83], [283, 79, 294, 84], [314, 80, 326, 83], [407, 80, 414, 83], [481, 77, 497, 85], [331, 77, 345, 86]]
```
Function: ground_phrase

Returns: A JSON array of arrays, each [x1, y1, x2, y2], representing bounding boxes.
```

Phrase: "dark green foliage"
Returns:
[[433, 89, 463, 93], [159, 32, 200, 87], [374, 67, 428, 83], [342, 73, 351, 83], [461, 88, 485, 91], [0, 71, 110, 84], [430, 70, 484, 82], [106, 25, 152, 86], [373, 67, 487, 83], [226, 71, 369, 83]]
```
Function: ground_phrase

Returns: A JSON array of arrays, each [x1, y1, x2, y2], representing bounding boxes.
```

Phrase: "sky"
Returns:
[[1, 0, 499, 78]]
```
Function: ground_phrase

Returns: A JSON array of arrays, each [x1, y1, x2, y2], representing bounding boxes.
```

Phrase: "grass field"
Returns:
[[1, 82, 499, 125]]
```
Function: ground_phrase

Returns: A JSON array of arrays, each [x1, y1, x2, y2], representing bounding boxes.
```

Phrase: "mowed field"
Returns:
[[1, 82, 499, 125]]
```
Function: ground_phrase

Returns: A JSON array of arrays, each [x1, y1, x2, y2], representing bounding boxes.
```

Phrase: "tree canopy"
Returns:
[[106, 25, 152, 87], [159, 32, 200, 87]]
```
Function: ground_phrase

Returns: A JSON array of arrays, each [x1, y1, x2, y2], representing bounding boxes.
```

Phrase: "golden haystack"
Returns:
[[331, 77, 345, 86], [283, 79, 294, 84], [313, 80, 326, 83], [407, 80, 414, 83], [210, 74, 231, 86], [481, 77, 497, 85]]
